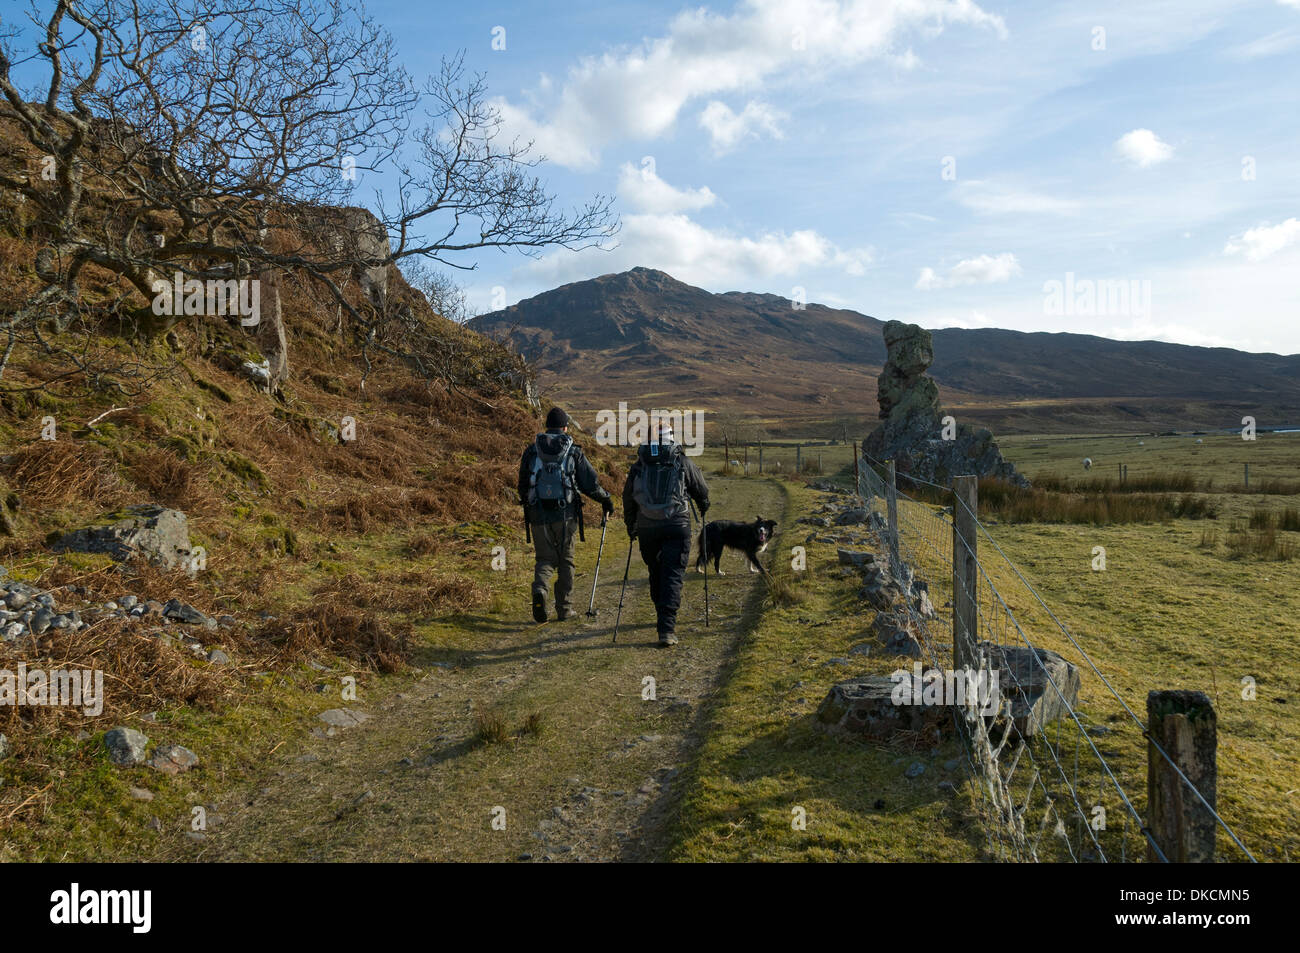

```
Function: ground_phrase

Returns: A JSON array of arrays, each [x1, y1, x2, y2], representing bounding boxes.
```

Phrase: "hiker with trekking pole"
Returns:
[[518, 408, 615, 623], [617, 419, 710, 647]]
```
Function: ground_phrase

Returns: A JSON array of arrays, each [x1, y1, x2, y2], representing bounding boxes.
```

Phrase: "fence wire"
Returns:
[[855, 452, 1255, 863]]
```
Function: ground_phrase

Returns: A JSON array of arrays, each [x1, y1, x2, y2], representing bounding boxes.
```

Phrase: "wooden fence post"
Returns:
[[885, 460, 900, 578], [952, 475, 978, 671], [818, 452, 823, 474], [758, 441, 764, 474], [724, 437, 729, 470], [1146, 690, 1217, 863], [796, 444, 802, 473], [744, 444, 749, 475], [852, 440, 859, 492], [1244, 462, 1249, 489]]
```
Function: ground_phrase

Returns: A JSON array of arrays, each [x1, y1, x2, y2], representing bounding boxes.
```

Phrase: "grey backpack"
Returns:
[[633, 444, 688, 521], [528, 434, 576, 509]]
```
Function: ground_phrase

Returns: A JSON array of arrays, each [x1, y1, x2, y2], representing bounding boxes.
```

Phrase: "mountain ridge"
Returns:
[[470, 268, 1300, 435]]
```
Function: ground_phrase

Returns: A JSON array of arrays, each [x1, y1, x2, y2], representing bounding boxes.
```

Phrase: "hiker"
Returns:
[[622, 420, 709, 646], [519, 408, 615, 623]]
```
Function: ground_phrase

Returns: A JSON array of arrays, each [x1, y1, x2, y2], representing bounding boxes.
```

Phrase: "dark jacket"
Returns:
[[519, 429, 611, 524], [622, 442, 709, 533]]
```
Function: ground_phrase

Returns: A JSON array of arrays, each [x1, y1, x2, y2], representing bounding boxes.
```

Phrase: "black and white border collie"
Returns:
[[695, 516, 778, 575]]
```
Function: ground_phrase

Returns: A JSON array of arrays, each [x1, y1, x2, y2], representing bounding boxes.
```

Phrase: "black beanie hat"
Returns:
[[545, 407, 569, 429]]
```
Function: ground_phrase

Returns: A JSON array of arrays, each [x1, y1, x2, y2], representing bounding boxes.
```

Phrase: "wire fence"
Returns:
[[855, 451, 1255, 863]]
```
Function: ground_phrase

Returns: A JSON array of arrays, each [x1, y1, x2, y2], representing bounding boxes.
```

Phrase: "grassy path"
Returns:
[[165, 476, 786, 862]]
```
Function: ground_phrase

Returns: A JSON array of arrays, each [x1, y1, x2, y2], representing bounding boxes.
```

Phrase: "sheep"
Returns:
[[1082, 457, 1093, 471]]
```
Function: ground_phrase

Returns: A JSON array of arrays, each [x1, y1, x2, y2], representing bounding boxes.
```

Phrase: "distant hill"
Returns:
[[469, 267, 1300, 436]]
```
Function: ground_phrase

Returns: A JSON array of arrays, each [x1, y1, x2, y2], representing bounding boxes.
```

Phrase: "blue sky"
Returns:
[[357, 0, 1300, 352], [11, 1, 1296, 351]]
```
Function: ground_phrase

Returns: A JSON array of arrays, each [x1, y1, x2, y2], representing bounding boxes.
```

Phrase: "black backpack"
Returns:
[[633, 443, 688, 521], [528, 434, 576, 509]]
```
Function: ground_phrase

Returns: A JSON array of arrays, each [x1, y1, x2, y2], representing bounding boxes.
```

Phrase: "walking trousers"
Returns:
[[636, 521, 692, 635], [531, 518, 577, 613]]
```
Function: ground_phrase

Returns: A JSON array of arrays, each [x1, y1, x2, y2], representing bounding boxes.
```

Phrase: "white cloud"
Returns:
[[916, 253, 1021, 289], [521, 212, 874, 288], [1224, 218, 1300, 261], [1104, 320, 1239, 349], [493, 0, 1007, 169], [1115, 128, 1174, 168], [1225, 27, 1300, 59], [956, 180, 1081, 215], [616, 163, 717, 214], [699, 100, 787, 153]]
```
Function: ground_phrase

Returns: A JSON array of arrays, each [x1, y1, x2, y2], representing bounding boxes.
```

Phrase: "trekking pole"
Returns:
[[612, 538, 634, 643], [691, 500, 710, 628], [586, 514, 609, 619]]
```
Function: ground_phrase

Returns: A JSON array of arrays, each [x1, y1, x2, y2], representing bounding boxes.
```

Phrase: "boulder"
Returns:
[[104, 726, 149, 766], [837, 548, 876, 568], [859, 564, 904, 612], [870, 610, 924, 658], [163, 599, 216, 629], [51, 505, 193, 570], [978, 640, 1081, 737], [318, 708, 370, 729], [148, 744, 199, 775], [817, 675, 952, 742]]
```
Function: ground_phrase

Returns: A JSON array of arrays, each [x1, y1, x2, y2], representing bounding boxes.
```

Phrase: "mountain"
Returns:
[[469, 268, 1300, 435]]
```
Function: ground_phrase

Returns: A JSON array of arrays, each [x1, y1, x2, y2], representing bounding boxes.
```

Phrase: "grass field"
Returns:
[[680, 428, 1300, 861]]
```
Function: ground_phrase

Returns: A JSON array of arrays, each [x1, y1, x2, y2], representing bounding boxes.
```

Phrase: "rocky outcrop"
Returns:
[[50, 504, 194, 570], [864, 321, 1027, 487]]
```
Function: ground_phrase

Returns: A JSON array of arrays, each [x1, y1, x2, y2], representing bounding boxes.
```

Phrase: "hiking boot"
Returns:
[[658, 631, 678, 647], [556, 608, 575, 621], [532, 593, 548, 624]]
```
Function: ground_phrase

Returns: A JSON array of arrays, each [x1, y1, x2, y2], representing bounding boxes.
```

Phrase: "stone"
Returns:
[[863, 321, 1027, 488], [318, 708, 370, 729], [148, 744, 199, 775], [2, 622, 23, 641], [817, 675, 953, 741], [51, 505, 194, 570], [0, 733, 9, 760], [129, 786, 154, 801], [119, 595, 139, 610], [978, 640, 1081, 737], [206, 649, 231, 665], [870, 611, 924, 658], [905, 761, 926, 778], [163, 599, 215, 628], [105, 726, 149, 766], [835, 508, 869, 526], [837, 548, 876, 568], [5, 590, 31, 610], [859, 565, 904, 612]]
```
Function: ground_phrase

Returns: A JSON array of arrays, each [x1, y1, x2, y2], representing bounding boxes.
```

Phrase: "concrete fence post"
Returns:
[[1146, 690, 1217, 863], [952, 475, 978, 671]]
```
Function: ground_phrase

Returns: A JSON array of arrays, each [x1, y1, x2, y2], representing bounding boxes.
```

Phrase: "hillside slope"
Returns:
[[471, 268, 1300, 434]]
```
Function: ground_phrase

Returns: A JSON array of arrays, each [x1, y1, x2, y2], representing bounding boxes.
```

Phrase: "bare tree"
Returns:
[[0, 0, 616, 396]]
